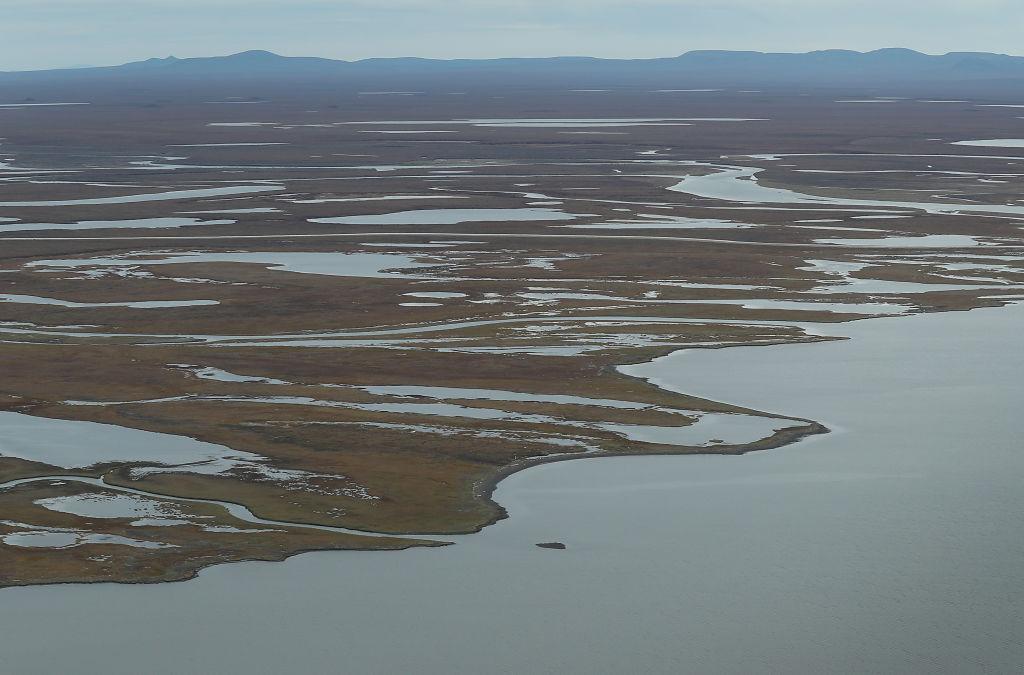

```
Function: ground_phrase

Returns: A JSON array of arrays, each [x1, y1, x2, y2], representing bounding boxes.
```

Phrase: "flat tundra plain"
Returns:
[[0, 85, 1022, 586]]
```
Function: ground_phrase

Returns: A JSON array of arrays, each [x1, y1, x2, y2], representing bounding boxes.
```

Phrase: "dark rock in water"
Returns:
[[536, 542, 567, 550]]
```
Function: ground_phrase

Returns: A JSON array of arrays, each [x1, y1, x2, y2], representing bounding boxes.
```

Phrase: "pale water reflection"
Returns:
[[0, 303, 1020, 674]]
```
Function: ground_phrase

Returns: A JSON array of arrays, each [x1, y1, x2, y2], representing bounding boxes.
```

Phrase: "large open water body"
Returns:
[[0, 304, 1021, 674]]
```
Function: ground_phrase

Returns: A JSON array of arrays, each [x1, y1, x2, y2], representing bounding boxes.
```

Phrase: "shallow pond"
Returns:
[[0, 217, 235, 233], [0, 185, 282, 207], [27, 251, 433, 279], [311, 207, 577, 225]]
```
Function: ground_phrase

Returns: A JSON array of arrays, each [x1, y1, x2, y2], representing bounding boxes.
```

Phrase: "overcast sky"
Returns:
[[2, 0, 1021, 71]]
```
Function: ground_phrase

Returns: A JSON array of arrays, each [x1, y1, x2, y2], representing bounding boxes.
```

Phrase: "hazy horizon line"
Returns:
[[14, 46, 1024, 74]]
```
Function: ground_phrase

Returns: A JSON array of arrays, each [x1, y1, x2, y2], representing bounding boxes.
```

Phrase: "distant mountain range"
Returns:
[[3, 49, 1024, 97]]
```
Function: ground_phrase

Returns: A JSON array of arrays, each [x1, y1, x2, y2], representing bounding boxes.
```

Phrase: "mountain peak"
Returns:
[[226, 50, 286, 60], [865, 47, 928, 59]]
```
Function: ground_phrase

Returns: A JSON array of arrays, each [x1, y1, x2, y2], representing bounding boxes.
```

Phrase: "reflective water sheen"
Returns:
[[311, 207, 577, 226], [0, 185, 282, 207], [0, 304, 1021, 674]]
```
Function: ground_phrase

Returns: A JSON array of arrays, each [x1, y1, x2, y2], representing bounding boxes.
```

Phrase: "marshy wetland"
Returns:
[[0, 86, 1022, 663]]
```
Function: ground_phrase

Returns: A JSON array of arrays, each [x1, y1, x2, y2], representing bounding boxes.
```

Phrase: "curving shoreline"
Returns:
[[0, 329, 832, 589], [3, 300, 1020, 674]]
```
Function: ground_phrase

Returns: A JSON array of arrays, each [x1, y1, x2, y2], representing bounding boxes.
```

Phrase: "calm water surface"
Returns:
[[1, 305, 1021, 674]]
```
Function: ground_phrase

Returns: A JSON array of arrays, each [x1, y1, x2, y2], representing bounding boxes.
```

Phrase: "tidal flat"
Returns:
[[0, 85, 1022, 594]]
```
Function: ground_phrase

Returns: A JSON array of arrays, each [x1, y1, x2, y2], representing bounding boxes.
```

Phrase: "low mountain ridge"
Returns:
[[2, 48, 1023, 99]]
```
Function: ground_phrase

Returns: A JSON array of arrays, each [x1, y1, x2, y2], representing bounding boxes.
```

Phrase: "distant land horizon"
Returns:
[[7, 47, 1024, 75], [5, 47, 1024, 101]]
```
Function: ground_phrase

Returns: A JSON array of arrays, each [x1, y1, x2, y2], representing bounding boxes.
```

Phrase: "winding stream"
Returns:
[[668, 162, 1024, 218], [0, 475, 394, 540]]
